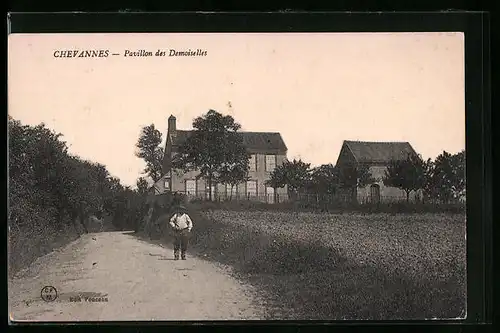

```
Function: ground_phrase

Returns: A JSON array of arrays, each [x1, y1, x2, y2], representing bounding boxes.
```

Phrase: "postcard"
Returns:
[[8, 32, 466, 321]]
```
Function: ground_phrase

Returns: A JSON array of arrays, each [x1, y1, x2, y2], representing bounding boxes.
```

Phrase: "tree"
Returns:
[[308, 163, 338, 195], [136, 177, 150, 195], [265, 165, 287, 203], [216, 161, 250, 200], [8, 118, 59, 230], [8, 118, 112, 235], [450, 150, 466, 200], [14, 121, 69, 205], [337, 163, 375, 202], [421, 158, 437, 203], [383, 153, 426, 203], [273, 159, 311, 200], [8, 119, 78, 228], [53, 156, 108, 233], [136, 124, 164, 182], [102, 176, 124, 216], [9, 116, 147, 239], [428, 150, 465, 203], [338, 163, 375, 189], [172, 110, 249, 201]]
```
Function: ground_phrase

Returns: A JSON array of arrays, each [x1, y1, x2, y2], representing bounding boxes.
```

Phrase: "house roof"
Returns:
[[343, 140, 417, 164], [171, 130, 287, 153]]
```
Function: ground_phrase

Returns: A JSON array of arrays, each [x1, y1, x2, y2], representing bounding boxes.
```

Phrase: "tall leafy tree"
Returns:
[[172, 110, 249, 201], [383, 153, 426, 202], [136, 124, 164, 182]]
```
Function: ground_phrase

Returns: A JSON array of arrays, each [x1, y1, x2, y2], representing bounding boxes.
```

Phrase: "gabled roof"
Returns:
[[343, 140, 418, 164], [240, 132, 288, 152], [170, 130, 287, 153], [170, 130, 192, 146]]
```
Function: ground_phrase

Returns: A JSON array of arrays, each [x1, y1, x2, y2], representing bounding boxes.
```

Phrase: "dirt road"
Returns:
[[8, 231, 266, 321]]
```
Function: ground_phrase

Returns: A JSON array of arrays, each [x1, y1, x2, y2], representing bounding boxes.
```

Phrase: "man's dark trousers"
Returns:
[[173, 229, 190, 259]]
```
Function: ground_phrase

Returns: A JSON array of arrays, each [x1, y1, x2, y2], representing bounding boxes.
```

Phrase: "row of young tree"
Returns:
[[9, 117, 145, 235], [135, 110, 465, 205]]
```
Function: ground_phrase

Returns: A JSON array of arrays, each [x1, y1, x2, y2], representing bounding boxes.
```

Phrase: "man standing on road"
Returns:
[[169, 205, 193, 260]]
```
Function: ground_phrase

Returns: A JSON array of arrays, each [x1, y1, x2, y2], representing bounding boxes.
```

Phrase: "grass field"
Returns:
[[188, 209, 466, 320]]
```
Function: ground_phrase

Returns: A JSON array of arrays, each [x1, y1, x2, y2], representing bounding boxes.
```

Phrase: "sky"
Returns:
[[8, 32, 465, 187]]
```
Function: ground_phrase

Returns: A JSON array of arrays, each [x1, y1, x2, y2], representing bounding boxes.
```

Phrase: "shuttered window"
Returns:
[[249, 154, 257, 172], [265, 155, 276, 172]]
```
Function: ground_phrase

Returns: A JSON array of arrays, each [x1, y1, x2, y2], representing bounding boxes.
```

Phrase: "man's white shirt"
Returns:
[[169, 213, 193, 231]]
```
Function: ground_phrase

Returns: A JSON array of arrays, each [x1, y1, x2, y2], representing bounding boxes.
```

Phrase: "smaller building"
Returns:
[[335, 140, 423, 203]]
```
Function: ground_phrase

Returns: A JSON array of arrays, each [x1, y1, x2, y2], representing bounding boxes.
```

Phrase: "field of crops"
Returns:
[[194, 210, 466, 320], [203, 211, 466, 280]]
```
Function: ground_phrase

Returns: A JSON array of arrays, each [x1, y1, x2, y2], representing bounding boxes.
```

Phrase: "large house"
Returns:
[[335, 140, 423, 203], [152, 115, 289, 203]]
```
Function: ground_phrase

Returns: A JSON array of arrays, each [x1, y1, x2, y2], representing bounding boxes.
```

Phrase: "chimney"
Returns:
[[168, 115, 177, 136]]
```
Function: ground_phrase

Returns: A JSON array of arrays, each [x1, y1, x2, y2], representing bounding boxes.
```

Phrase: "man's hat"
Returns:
[[177, 205, 187, 211]]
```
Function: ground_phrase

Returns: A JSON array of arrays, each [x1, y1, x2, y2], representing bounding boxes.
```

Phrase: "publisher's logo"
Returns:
[[41, 286, 58, 302]]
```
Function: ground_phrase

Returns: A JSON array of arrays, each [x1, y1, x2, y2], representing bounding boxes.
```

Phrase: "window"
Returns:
[[265, 155, 276, 172], [249, 154, 257, 172], [246, 180, 257, 197], [266, 186, 275, 204], [226, 184, 237, 198], [164, 178, 170, 191], [185, 180, 196, 195]]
